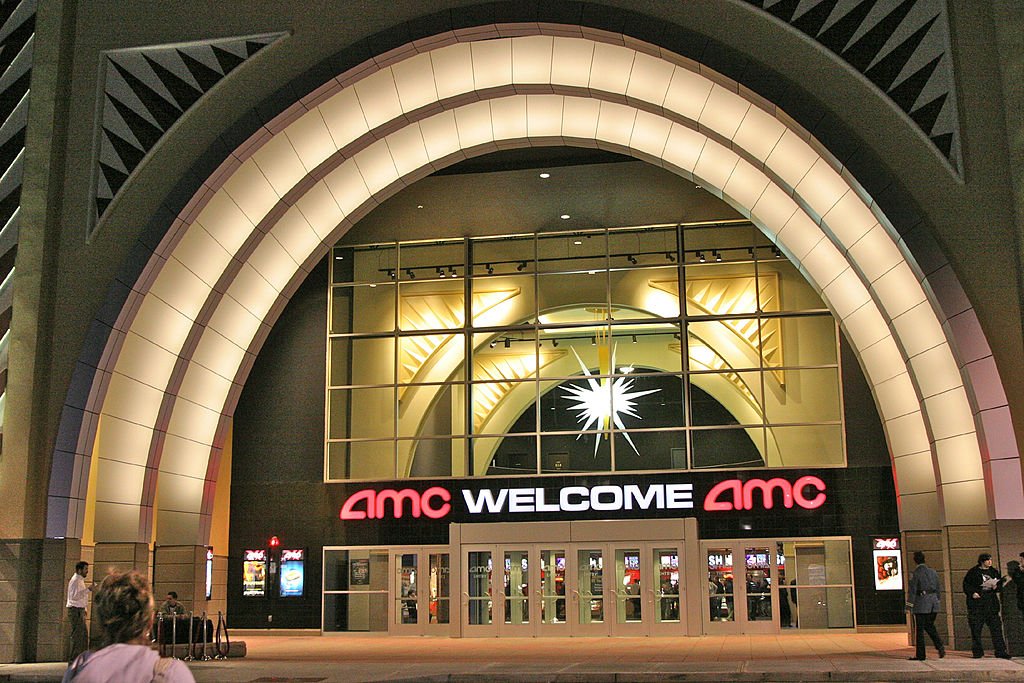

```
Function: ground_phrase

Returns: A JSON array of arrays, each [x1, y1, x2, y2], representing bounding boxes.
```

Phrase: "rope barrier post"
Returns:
[[170, 611, 178, 659], [201, 611, 212, 660], [215, 610, 230, 659], [184, 610, 194, 661], [156, 613, 165, 658]]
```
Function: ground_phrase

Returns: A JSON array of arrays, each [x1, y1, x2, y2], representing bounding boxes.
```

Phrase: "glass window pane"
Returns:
[[332, 245, 398, 285], [467, 551, 493, 625], [326, 440, 395, 480], [609, 227, 677, 267], [399, 240, 464, 281], [541, 432, 611, 473], [765, 368, 841, 424], [398, 384, 463, 439], [610, 266, 680, 320], [503, 550, 530, 624], [538, 231, 605, 273], [691, 427, 766, 469], [323, 592, 389, 632], [323, 549, 389, 592], [473, 435, 536, 476], [578, 549, 604, 624], [610, 372, 684, 429], [472, 330, 539, 382], [537, 327, 609, 381], [404, 438, 466, 478], [689, 371, 764, 427], [609, 323, 683, 374], [329, 387, 393, 439], [397, 333, 465, 385], [756, 259, 827, 311], [615, 549, 642, 623], [614, 429, 687, 471], [399, 278, 465, 332], [707, 547, 735, 622], [684, 266, 764, 317], [396, 553, 418, 625], [538, 271, 608, 317], [745, 547, 772, 622], [539, 549, 566, 624], [330, 337, 395, 387], [472, 235, 534, 276], [429, 553, 451, 625], [687, 319, 763, 372], [654, 548, 680, 623], [767, 424, 844, 467], [471, 274, 535, 327], [471, 380, 536, 435], [781, 315, 837, 365], [332, 283, 396, 333]]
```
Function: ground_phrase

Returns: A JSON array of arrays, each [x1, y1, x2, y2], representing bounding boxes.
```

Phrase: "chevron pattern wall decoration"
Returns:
[[91, 32, 286, 234], [744, 0, 960, 173], [0, 0, 35, 443]]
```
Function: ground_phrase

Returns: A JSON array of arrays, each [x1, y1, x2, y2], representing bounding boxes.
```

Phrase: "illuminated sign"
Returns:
[[282, 549, 305, 561], [874, 538, 899, 550], [702, 476, 826, 511], [873, 537, 902, 591], [243, 549, 267, 597], [280, 549, 305, 598], [340, 487, 451, 520], [205, 548, 213, 600]]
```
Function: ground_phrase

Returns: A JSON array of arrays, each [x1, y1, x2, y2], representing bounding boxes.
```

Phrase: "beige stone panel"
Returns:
[[302, 178, 353, 238], [176, 363, 233, 414], [794, 157, 847, 219], [160, 434, 212, 479], [903, 530, 944, 554], [392, 51, 439, 113], [624, 49, 674, 106], [872, 372, 919, 420], [453, 100, 496, 149], [595, 100, 637, 148], [628, 109, 671, 159], [821, 190, 877, 249], [246, 234, 298, 294], [550, 37, 594, 90], [732, 105, 786, 163], [721, 159, 769, 213], [841, 303, 889, 352], [661, 65, 712, 123], [511, 35, 554, 86], [893, 450, 938, 495], [266, 205, 321, 266], [909, 344, 962, 399], [749, 182, 798, 238], [764, 128, 817, 190], [168, 224, 232, 288], [800, 238, 846, 290], [526, 94, 563, 138], [859, 335, 905, 386], [898, 491, 941, 531], [692, 138, 738, 193], [251, 132, 308, 197], [93, 415, 154, 467], [190, 329, 245, 382], [156, 471, 204, 514], [935, 433, 984, 483], [317, 86, 369, 149], [113, 332, 179, 391], [698, 84, 750, 141], [989, 459, 1024, 519], [924, 389, 976, 440], [430, 42, 475, 100], [884, 411, 930, 458], [587, 41, 634, 95], [384, 124, 431, 178], [192, 190, 255, 255], [283, 107, 336, 172], [660, 122, 705, 174], [775, 210, 823, 261], [148, 258, 210, 322], [417, 111, 461, 162], [821, 268, 870, 320], [489, 96, 529, 142], [847, 223, 903, 284], [561, 96, 600, 141], [205, 295, 263, 350], [941, 479, 990, 525], [101, 373, 164, 428], [946, 525, 990, 549], [871, 261, 926, 319], [226, 263, 279, 321], [353, 67, 403, 130], [352, 139, 400, 195], [94, 459, 146, 506], [471, 38, 512, 91], [220, 157, 280, 225], [155, 510, 203, 547], [165, 397, 222, 446], [891, 301, 945, 358]]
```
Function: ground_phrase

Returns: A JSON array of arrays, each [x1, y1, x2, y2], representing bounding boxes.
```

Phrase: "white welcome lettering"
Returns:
[[463, 488, 509, 514]]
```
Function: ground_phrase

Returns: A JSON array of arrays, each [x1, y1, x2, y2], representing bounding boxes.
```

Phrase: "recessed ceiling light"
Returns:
[[573, 240, 582, 245], [560, 214, 570, 220], [539, 172, 550, 179], [416, 204, 424, 209]]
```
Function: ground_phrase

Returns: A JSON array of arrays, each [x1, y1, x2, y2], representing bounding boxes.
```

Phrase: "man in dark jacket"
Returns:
[[907, 551, 945, 660], [963, 552, 1010, 658]]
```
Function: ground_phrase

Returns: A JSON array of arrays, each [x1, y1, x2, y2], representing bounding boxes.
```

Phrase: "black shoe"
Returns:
[[973, 653, 984, 658], [938, 650, 946, 658], [996, 654, 1011, 659], [908, 657, 926, 661]]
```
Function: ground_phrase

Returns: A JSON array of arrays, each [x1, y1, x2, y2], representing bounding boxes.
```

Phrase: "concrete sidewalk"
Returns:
[[3, 632, 1024, 681]]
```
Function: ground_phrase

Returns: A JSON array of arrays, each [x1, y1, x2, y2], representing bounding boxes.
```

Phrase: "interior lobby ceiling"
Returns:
[[342, 154, 743, 245]]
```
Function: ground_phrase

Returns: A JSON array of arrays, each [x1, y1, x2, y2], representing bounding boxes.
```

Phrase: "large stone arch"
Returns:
[[48, 28, 1021, 546]]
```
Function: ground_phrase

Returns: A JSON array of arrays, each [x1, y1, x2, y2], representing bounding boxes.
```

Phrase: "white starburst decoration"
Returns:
[[562, 345, 660, 457]]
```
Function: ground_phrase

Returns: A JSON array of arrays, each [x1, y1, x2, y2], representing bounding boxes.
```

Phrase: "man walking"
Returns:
[[906, 551, 945, 660], [963, 552, 1010, 658], [65, 561, 95, 663]]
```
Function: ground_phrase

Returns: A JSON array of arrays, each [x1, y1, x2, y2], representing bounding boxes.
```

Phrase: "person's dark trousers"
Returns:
[[969, 608, 1008, 657], [67, 606, 88, 664], [914, 612, 944, 659]]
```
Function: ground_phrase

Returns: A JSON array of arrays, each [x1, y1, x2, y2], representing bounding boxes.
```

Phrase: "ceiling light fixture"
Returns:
[[405, 268, 415, 279], [631, 334, 637, 344], [713, 250, 722, 262], [539, 172, 550, 179], [627, 254, 637, 264], [560, 214, 570, 220], [504, 338, 511, 349], [485, 263, 494, 274], [416, 204, 424, 209], [773, 246, 783, 258], [591, 336, 596, 346], [448, 265, 456, 276], [436, 266, 445, 277], [552, 339, 559, 347], [489, 339, 497, 348], [517, 261, 527, 271], [574, 240, 582, 245], [665, 252, 676, 262], [697, 251, 706, 263]]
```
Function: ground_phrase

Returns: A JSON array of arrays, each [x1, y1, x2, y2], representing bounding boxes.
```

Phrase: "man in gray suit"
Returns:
[[907, 551, 945, 660]]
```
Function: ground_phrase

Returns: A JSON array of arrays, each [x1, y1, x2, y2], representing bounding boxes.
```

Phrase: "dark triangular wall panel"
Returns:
[[90, 32, 287, 235], [744, 0, 961, 175]]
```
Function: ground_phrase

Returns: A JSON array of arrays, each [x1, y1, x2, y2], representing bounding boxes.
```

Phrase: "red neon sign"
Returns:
[[874, 538, 899, 550], [340, 486, 451, 520], [703, 476, 826, 511]]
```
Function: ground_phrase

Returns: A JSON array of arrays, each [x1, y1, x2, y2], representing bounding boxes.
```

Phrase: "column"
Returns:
[[89, 542, 150, 648]]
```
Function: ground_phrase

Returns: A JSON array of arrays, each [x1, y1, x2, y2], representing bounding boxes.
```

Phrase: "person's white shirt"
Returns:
[[63, 643, 195, 682], [66, 572, 89, 608]]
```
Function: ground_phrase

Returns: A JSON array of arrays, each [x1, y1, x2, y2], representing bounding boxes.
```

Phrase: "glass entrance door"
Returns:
[[702, 540, 779, 634], [568, 547, 607, 636], [391, 548, 452, 635]]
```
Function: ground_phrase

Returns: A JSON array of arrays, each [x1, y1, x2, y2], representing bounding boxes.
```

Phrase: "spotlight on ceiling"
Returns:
[[773, 246, 783, 258], [517, 261, 527, 271], [539, 172, 550, 179], [552, 339, 559, 347], [485, 263, 494, 275], [504, 338, 511, 349], [697, 251, 706, 263], [591, 336, 597, 346], [713, 250, 722, 262], [631, 335, 637, 344], [416, 204, 424, 209], [449, 265, 456, 276], [436, 266, 445, 277], [627, 254, 637, 264], [405, 268, 415, 279], [387, 269, 396, 279], [560, 214, 570, 220], [574, 240, 582, 245], [665, 252, 676, 262], [489, 339, 497, 348]]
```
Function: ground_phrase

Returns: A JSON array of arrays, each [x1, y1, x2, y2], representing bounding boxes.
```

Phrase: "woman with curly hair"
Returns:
[[63, 570, 194, 682]]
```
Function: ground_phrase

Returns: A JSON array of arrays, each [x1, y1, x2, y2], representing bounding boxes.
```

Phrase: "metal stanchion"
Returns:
[[156, 613, 166, 658], [200, 611, 212, 661], [215, 611, 230, 659], [184, 611, 194, 661], [169, 611, 178, 659]]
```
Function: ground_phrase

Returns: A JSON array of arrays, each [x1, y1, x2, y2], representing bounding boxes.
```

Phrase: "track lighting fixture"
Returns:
[[627, 254, 637, 264], [773, 246, 783, 258], [665, 252, 676, 262], [436, 266, 445, 277], [517, 261, 527, 271], [591, 336, 596, 346], [713, 250, 722, 262], [387, 269, 396, 279], [489, 339, 497, 348], [697, 251, 706, 263], [631, 335, 637, 344], [485, 263, 494, 275], [504, 338, 511, 349], [405, 268, 415, 279], [552, 339, 559, 347], [449, 265, 456, 276]]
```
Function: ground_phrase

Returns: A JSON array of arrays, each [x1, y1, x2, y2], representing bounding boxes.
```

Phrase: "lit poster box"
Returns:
[[873, 538, 902, 591], [243, 549, 267, 597], [280, 549, 305, 597]]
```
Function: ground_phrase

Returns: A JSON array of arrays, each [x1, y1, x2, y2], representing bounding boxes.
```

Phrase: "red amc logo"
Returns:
[[703, 476, 826, 511], [340, 487, 451, 520]]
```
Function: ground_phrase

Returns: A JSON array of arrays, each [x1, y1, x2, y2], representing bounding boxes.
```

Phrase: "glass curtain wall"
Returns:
[[326, 222, 844, 480]]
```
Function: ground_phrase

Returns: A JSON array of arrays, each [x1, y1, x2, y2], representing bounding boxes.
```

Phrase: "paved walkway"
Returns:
[[3, 632, 1024, 681]]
